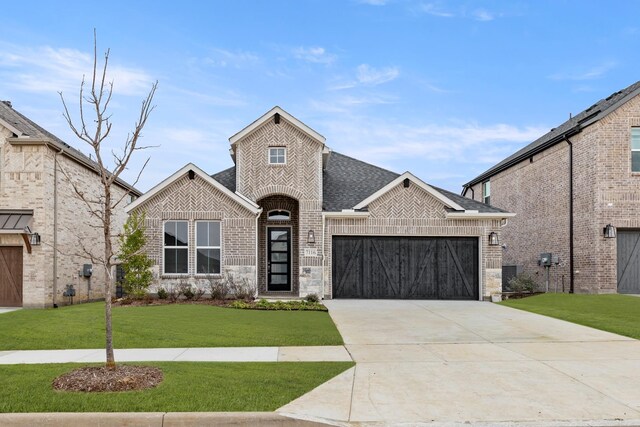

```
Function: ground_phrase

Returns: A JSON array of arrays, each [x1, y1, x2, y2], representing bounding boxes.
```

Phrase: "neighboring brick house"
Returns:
[[127, 107, 513, 300], [462, 81, 640, 294], [0, 101, 141, 308]]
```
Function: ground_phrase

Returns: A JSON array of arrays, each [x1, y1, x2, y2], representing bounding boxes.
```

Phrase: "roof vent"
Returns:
[[403, 178, 410, 188], [274, 113, 281, 124], [188, 169, 195, 180], [1, 100, 12, 108]]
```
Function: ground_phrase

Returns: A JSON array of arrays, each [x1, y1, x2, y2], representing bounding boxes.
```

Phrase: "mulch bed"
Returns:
[[52, 365, 163, 392]]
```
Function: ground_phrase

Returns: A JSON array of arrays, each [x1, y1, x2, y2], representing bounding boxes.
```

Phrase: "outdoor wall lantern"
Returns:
[[603, 224, 617, 239], [29, 232, 41, 246], [488, 231, 499, 246], [307, 230, 315, 244]]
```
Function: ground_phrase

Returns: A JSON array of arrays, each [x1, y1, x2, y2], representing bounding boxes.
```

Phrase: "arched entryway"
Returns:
[[257, 195, 299, 296]]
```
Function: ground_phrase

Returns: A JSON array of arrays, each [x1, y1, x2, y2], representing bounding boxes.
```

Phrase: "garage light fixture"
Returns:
[[307, 230, 315, 244], [603, 224, 617, 239], [30, 232, 41, 246], [488, 232, 499, 246]]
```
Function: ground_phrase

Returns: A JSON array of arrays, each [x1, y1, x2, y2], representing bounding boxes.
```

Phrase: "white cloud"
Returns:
[[202, 48, 260, 68], [473, 9, 495, 21], [420, 3, 454, 17], [549, 61, 618, 81], [0, 43, 154, 96], [356, 64, 400, 85], [293, 46, 336, 64]]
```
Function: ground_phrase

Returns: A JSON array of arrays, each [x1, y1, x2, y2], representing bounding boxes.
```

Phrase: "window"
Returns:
[[196, 221, 221, 274], [267, 210, 290, 221], [164, 221, 188, 274], [482, 180, 491, 205], [632, 128, 640, 172], [269, 147, 286, 164]]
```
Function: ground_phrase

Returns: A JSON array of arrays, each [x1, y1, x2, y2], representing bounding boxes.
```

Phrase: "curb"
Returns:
[[0, 412, 332, 426]]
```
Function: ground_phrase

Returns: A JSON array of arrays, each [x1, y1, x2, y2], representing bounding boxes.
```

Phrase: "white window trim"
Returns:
[[163, 220, 189, 275], [632, 128, 640, 173], [482, 180, 491, 204], [195, 221, 222, 276], [268, 147, 286, 165]]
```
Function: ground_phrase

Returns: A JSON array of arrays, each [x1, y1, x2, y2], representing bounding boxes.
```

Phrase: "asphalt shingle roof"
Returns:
[[0, 101, 140, 195], [464, 80, 640, 188], [211, 151, 505, 213]]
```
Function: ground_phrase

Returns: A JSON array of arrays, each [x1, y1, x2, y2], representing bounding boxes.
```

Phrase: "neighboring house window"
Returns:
[[269, 147, 286, 164], [196, 221, 221, 274], [164, 221, 188, 274], [632, 128, 640, 172], [482, 180, 491, 205], [267, 210, 290, 220]]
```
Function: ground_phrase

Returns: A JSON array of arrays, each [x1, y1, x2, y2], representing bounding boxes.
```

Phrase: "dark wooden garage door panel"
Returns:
[[0, 246, 23, 307], [617, 230, 640, 294], [333, 236, 478, 300]]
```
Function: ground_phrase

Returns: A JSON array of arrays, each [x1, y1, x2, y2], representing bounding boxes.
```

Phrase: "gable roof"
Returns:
[[126, 163, 260, 214], [463, 80, 640, 189], [229, 106, 326, 147], [0, 101, 141, 196], [211, 151, 508, 214]]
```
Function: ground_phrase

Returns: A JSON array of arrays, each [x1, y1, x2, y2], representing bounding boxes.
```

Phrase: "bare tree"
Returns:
[[59, 31, 157, 369]]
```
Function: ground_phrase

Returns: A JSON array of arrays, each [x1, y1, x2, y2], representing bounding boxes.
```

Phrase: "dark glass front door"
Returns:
[[267, 227, 291, 291]]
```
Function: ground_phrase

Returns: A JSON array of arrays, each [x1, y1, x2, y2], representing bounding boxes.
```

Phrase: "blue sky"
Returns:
[[1, 1, 639, 193]]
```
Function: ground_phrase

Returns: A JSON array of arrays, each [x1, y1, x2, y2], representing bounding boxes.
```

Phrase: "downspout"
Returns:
[[53, 147, 63, 307], [255, 210, 261, 297], [564, 136, 575, 293], [321, 212, 326, 299]]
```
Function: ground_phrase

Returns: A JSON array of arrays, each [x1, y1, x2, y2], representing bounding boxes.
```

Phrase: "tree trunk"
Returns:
[[104, 187, 115, 369]]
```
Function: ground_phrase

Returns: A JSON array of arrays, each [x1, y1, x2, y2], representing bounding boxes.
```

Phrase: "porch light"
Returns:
[[603, 224, 617, 238], [488, 232, 499, 246], [307, 230, 315, 244], [30, 232, 41, 246]]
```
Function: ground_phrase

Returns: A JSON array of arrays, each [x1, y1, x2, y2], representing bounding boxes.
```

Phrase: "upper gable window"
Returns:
[[482, 180, 491, 205], [269, 147, 286, 164], [268, 210, 290, 221], [632, 128, 640, 172]]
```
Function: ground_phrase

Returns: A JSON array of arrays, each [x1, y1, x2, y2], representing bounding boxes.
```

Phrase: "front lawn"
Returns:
[[0, 362, 353, 412], [0, 303, 343, 350], [500, 293, 640, 339]]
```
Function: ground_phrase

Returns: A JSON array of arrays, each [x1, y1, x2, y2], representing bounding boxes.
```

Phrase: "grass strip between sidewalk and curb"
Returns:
[[0, 303, 343, 350], [500, 293, 640, 339], [0, 362, 354, 413]]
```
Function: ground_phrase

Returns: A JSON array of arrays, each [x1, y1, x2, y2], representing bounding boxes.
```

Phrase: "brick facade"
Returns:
[[324, 182, 503, 299], [0, 126, 131, 308], [467, 94, 640, 293]]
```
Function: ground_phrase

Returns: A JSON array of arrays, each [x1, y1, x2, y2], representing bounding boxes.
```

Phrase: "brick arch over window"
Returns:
[[257, 195, 300, 295], [253, 185, 305, 202]]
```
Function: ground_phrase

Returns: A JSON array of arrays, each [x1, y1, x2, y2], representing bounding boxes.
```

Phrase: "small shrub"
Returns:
[[305, 293, 320, 303], [193, 286, 206, 301], [230, 300, 250, 309], [209, 278, 228, 300], [508, 274, 538, 293], [157, 287, 168, 300], [167, 286, 180, 303], [234, 278, 256, 301], [179, 283, 195, 300], [256, 298, 270, 309]]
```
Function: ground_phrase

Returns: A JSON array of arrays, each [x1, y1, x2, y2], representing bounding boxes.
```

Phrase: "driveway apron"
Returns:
[[279, 300, 640, 425]]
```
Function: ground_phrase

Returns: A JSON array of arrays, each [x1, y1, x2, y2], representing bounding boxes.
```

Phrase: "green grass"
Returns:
[[0, 303, 343, 350], [500, 293, 640, 339], [0, 362, 353, 413]]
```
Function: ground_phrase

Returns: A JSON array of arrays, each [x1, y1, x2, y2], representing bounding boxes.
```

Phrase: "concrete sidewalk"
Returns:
[[0, 346, 352, 364]]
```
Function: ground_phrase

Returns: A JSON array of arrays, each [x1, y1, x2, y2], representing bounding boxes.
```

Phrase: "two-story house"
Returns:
[[463, 81, 640, 295], [0, 101, 140, 308], [127, 107, 513, 300]]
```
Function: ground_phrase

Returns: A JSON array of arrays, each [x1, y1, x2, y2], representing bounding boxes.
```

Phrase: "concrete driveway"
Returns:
[[279, 300, 640, 426]]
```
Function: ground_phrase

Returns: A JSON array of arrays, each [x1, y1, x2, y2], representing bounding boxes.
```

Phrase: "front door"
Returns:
[[267, 227, 291, 291]]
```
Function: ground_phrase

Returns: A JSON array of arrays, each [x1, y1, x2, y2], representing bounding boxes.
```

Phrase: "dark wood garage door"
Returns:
[[617, 230, 640, 294], [332, 236, 479, 299], [0, 246, 23, 307]]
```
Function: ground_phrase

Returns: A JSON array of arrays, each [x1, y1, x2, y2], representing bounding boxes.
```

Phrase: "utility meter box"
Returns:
[[539, 253, 552, 267], [83, 264, 93, 277]]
